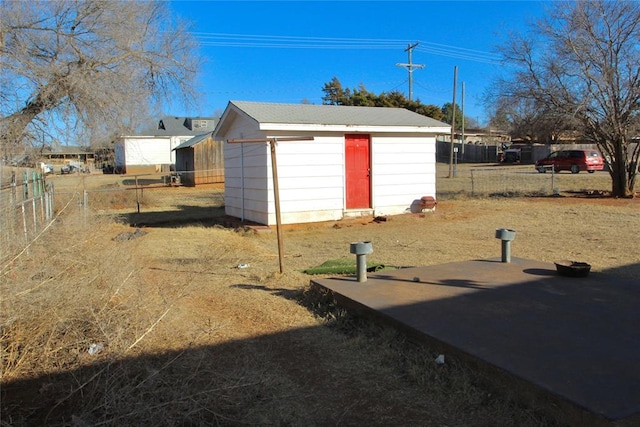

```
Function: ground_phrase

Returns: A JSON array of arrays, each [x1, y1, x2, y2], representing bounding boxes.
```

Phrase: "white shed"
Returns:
[[114, 116, 217, 174], [213, 101, 450, 226]]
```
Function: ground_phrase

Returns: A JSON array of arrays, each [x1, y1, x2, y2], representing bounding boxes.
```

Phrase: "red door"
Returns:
[[345, 134, 371, 209]]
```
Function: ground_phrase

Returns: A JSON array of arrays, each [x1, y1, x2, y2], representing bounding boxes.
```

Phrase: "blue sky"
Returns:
[[168, 1, 548, 125]]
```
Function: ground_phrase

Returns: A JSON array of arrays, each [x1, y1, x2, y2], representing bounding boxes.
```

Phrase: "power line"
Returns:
[[192, 32, 501, 63], [194, 32, 404, 49], [415, 46, 500, 64], [193, 32, 408, 42]]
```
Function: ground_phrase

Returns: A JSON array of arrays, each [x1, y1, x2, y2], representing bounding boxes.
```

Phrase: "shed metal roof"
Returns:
[[173, 132, 212, 150], [228, 101, 450, 128]]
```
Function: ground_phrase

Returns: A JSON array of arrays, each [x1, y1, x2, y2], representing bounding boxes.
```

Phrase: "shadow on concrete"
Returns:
[[311, 258, 640, 426]]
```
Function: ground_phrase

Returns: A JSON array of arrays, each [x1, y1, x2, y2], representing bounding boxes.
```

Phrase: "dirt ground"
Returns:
[[2, 166, 640, 425]]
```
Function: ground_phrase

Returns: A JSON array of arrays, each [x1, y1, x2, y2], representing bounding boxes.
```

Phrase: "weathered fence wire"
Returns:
[[434, 163, 614, 198], [1, 172, 55, 264], [469, 166, 558, 196], [0, 164, 618, 258]]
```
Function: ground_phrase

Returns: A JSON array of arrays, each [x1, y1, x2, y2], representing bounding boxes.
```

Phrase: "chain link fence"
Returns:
[[436, 163, 612, 197], [1, 169, 227, 265], [79, 172, 226, 226], [470, 166, 559, 196], [0, 163, 618, 263], [1, 171, 55, 264]]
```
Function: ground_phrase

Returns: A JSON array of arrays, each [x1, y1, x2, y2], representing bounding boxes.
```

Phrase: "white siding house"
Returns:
[[213, 101, 450, 226], [114, 117, 217, 174]]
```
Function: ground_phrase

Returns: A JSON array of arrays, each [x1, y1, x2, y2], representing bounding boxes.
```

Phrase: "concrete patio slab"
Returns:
[[310, 257, 640, 425]]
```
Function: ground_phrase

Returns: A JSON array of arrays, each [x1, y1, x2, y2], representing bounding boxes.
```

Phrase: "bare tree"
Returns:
[[489, 96, 576, 144], [0, 0, 200, 157], [494, 0, 640, 197]]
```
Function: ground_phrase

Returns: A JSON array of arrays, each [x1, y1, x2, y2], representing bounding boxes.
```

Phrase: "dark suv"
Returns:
[[535, 149, 604, 174]]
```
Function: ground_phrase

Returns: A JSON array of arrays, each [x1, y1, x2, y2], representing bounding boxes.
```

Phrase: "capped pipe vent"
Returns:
[[350, 241, 373, 282], [350, 241, 373, 255], [495, 229, 516, 263]]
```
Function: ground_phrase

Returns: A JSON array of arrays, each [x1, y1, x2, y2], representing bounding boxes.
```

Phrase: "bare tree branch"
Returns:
[[0, 0, 202, 156], [490, 0, 640, 197]]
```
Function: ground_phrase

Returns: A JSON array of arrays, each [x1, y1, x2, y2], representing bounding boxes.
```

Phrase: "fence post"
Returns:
[[50, 182, 55, 215], [33, 171, 39, 197], [84, 190, 89, 224], [135, 175, 140, 213], [21, 202, 28, 247], [471, 170, 476, 196], [11, 172, 16, 205], [32, 197, 37, 230], [45, 191, 51, 221], [23, 171, 28, 199], [36, 174, 43, 219], [40, 192, 45, 223]]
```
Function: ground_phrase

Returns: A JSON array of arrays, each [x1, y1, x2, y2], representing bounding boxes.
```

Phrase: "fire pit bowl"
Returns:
[[555, 260, 591, 277]]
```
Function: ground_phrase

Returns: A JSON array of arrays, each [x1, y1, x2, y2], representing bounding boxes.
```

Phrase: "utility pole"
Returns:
[[396, 42, 425, 101], [461, 81, 465, 157], [448, 66, 458, 178]]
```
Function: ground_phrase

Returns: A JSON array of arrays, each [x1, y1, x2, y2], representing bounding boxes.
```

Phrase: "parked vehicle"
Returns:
[[502, 147, 521, 163], [535, 149, 604, 174], [61, 164, 77, 174], [40, 162, 53, 174], [61, 162, 86, 174]]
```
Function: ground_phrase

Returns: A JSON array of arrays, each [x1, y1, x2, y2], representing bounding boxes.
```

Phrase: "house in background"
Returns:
[[42, 145, 95, 167], [114, 116, 217, 174], [213, 101, 450, 226], [173, 132, 224, 186]]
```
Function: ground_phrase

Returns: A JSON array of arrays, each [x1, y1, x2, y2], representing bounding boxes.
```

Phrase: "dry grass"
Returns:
[[1, 165, 639, 425]]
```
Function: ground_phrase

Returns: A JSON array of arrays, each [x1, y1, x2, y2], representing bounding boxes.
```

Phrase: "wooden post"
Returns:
[[228, 136, 314, 274], [269, 140, 284, 273], [21, 203, 28, 246], [448, 65, 458, 178], [23, 171, 28, 199], [135, 175, 140, 213]]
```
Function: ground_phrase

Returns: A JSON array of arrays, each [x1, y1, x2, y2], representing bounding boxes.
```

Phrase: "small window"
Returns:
[[193, 120, 208, 129]]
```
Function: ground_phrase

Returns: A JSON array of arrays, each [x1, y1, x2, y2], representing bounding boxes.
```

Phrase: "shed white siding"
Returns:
[[265, 134, 345, 225], [216, 101, 449, 226], [224, 126, 347, 223], [223, 111, 267, 223], [370, 134, 437, 216], [115, 136, 192, 171], [225, 132, 436, 225], [126, 138, 173, 165]]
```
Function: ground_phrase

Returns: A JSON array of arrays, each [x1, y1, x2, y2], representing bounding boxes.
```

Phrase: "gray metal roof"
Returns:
[[229, 101, 449, 128], [139, 116, 218, 136], [173, 132, 212, 150]]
